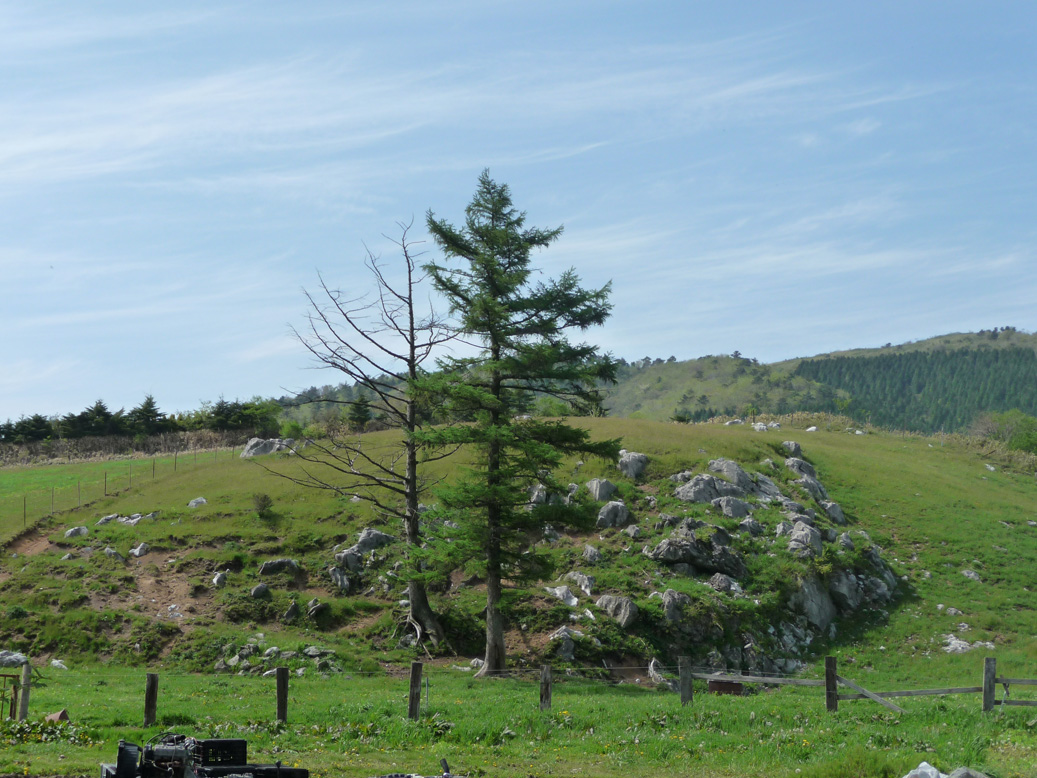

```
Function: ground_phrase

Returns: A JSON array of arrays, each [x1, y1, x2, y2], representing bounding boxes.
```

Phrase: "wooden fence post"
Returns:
[[679, 656, 693, 706], [540, 665, 552, 711], [276, 667, 289, 723], [408, 662, 423, 720], [16, 664, 31, 721], [825, 656, 838, 712], [982, 657, 996, 712], [144, 673, 158, 726]]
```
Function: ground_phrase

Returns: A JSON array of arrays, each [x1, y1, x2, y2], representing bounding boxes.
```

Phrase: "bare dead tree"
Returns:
[[268, 221, 456, 646]]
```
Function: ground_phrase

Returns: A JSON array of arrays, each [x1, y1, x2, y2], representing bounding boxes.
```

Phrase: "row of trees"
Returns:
[[272, 172, 618, 675], [0, 396, 281, 444]]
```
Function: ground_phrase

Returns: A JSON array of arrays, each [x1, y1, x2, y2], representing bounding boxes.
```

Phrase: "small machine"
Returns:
[[101, 732, 309, 778]]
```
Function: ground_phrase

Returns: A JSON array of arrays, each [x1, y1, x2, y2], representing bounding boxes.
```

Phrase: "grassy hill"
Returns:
[[604, 329, 1037, 434], [1, 417, 1036, 776]]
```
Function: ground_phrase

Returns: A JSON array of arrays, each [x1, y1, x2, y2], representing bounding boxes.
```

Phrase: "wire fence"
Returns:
[[0, 448, 239, 544]]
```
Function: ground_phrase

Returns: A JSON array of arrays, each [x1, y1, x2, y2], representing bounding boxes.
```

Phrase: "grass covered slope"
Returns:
[[1, 417, 1036, 777]]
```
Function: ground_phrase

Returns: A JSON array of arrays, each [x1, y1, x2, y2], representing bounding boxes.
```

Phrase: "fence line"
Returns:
[[0, 448, 239, 541], [6, 656, 1031, 726]]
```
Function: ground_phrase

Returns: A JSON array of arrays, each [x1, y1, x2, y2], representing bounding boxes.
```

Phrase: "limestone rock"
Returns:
[[187, 497, 207, 508], [828, 570, 863, 611], [564, 571, 595, 597], [788, 576, 836, 631], [738, 517, 763, 536], [240, 438, 295, 458], [623, 524, 641, 539], [129, 542, 149, 558], [674, 474, 744, 503], [64, 526, 88, 538], [212, 572, 227, 587], [250, 583, 270, 598], [596, 595, 638, 628], [545, 585, 579, 607], [329, 566, 351, 592], [586, 478, 617, 502], [821, 500, 846, 525], [788, 521, 823, 557], [549, 626, 583, 662], [648, 658, 679, 692], [104, 546, 125, 562], [617, 450, 648, 479], [661, 589, 691, 622], [259, 558, 301, 575], [596, 501, 631, 528], [711, 496, 752, 518], [582, 544, 602, 564], [782, 441, 802, 457], [282, 601, 300, 623], [0, 651, 29, 667]]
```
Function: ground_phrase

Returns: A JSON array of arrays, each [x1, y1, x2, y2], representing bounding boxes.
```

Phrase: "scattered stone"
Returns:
[[707, 573, 742, 594], [0, 651, 28, 668], [564, 572, 596, 597], [213, 572, 227, 587], [782, 441, 802, 457], [711, 496, 752, 518], [582, 544, 602, 564], [50, 659, 69, 670], [104, 547, 125, 562], [648, 658, 679, 692], [549, 626, 583, 661], [806, 426, 817, 432], [240, 438, 296, 458], [329, 567, 351, 592], [738, 517, 763, 536], [788, 522, 822, 558], [282, 601, 300, 623], [250, 583, 270, 598], [45, 709, 70, 722], [545, 586, 579, 607], [596, 595, 638, 628], [962, 570, 982, 582], [751, 422, 767, 432], [129, 543, 149, 558], [258, 558, 301, 575], [596, 501, 631, 528], [542, 525, 561, 542], [942, 635, 995, 654], [96, 514, 118, 526], [586, 478, 617, 502], [617, 450, 648, 479], [623, 524, 641, 539], [187, 497, 207, 508], [64, 526, 88, 538], [661, 589, 691, 622], [821, 500, 846, 525]]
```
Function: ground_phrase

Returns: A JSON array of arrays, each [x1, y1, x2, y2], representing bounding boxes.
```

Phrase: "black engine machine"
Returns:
[[101, 732, 309, 778]]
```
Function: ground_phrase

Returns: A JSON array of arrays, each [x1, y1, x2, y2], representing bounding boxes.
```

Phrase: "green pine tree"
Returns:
[[420, 171, 620, 676]]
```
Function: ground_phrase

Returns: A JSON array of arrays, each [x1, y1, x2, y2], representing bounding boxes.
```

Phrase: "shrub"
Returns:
[[252, 493, 274, 517]]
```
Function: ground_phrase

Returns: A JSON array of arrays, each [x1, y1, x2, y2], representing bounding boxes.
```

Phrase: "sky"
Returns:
[[2, 1, 1035, 420]]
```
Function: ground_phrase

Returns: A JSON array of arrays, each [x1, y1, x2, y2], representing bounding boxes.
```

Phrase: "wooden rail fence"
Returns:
[[5, 656, 1033, 724]]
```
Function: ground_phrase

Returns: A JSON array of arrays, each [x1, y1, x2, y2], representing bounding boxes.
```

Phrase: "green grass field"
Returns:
[[1, 417, 1036, 776]]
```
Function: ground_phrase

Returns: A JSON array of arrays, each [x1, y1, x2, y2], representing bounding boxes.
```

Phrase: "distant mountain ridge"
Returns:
[[604, 328, 1037, 434]]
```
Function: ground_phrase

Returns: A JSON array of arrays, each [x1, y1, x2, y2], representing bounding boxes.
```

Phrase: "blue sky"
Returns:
[[2, 2, 1035, 420]]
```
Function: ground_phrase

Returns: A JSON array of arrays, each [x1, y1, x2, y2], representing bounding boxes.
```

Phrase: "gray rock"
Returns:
[[564, 572, 596, 597], [794, 474, 829, 503], [829, 570, 863, 611], [674, 474, 744, 503], [947, 767, 992, 778], [707, 573, 742, 594], [788, 521, 823, 557], [751, 422, 768, 432], [350, 528, 396, 555], [282, 601, 300, 622], [187, 497, 207, 508], [307, 600, 330, 619], [335, 550, 362, 573], [259, 558, 301, 576], [821, 500, 846, 525], [64, 526, 88, 538], [596, 501, 631, 528], [582, 544, 602, 564], [782, 441, 802, 458], [129, 542, 149, 558], [661, 589, 691, 622], [711, 496, 752, 518], [789, 576, 836, 631], [250, 583, 270, 598], [648, 658, 679, 692], [104, 546, 125, 562], [784, 458, 816, 479], [542, 525, 561, 542], [240, 438, 295, 458], [623, 524, 641, 539], [738, 517, 763, 536], [0, 651, 29, 668], [212, 572, 228, 587], [708, 458, 756, 493], [962, 570, 982, 582], [596, 595, 638, 628], [549, 626, 583, 662], [586, 478, 617, 502], [329, 566, 351, 592], [528, 483, 548, 505], [96, 514, 117, 526], [775, 521, 794, 537], [50, 659, 69, 670], [545, 585, 579, 607], [618, 450, 648, 479]]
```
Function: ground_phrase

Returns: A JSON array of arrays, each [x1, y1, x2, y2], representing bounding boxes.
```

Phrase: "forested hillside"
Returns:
[[793, 346, 1037, 433]]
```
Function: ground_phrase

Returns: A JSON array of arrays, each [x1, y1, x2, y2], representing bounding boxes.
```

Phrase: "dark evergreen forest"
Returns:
[[793, 346, 1037, 433]]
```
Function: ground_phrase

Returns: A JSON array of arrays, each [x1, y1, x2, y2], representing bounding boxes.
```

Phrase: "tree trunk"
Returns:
[[476, 508, 506, 677], [408, 579, 445, 646]]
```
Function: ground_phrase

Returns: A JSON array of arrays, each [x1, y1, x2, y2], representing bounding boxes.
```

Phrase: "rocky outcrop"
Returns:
[[596, 595, 638, 628], [241, 438, 296, 458], [596, 501, 631, 528], [586, 478, 617, 502], [617, 450, 648, 479]]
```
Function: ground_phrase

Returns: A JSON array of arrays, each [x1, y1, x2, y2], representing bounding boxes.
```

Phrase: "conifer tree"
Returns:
[[421, 171, 619, 676]]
